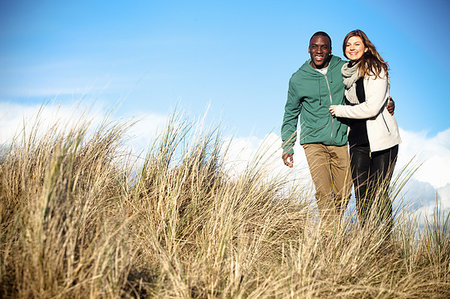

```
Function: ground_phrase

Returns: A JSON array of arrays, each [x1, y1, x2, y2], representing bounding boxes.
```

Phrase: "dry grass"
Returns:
[[0, 112, 448, 298]]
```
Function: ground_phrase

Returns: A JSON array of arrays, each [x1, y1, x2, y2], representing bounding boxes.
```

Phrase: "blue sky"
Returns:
[[1, 0, 450, 216], [1, 0, 449, 137]]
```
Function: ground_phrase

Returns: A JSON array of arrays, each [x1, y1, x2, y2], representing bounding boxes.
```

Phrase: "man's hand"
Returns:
[[282, 153, 294, 168], [386, 96, 395, 115]]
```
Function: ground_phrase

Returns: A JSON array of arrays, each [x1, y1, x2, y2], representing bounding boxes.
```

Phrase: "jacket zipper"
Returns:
[[381, 111, 391, 133], [370, 101, 391, 159], [325, 75, 334, 143]]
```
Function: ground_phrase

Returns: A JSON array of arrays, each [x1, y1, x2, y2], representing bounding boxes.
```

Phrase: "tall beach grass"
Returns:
[[0, 111, 448, 298]]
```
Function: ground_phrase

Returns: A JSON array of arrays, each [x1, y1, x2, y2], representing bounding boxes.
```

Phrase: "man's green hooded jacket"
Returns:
[[281, 55, 348, 154]]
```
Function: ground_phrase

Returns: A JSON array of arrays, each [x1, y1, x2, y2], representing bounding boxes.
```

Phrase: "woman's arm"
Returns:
[[330, 74, 388, 119]]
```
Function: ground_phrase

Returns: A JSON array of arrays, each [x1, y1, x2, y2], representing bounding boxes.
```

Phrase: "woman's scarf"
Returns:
[[341, 62, 362, 104]]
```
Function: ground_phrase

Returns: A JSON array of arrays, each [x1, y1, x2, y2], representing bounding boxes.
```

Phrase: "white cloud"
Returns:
[[0, 102, 168, 160], [0, 101, 105, 144], [397, 128, 450, 189], [120, 111, 168, 158], [219, 136, 296, 187], [0, 102, 448, 222], [223, 132, 312, 191], [437, 184, 450, 211], [223, 128, 450, 221]]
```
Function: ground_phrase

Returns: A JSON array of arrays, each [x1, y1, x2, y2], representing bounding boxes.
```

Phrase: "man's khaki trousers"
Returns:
[[303, 143, 352, 222]]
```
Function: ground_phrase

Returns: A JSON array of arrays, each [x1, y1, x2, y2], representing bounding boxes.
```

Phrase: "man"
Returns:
[[281, 31, 352, 222]]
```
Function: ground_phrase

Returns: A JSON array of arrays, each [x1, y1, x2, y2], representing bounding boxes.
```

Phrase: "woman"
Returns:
[[329, 30, 401, 233]]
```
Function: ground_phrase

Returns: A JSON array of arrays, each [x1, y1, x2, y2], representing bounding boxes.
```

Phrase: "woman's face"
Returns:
[[345, 36, 366, 61]]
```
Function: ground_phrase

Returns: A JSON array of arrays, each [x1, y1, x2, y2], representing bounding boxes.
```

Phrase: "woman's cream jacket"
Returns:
[[333, 69, 401, 152]]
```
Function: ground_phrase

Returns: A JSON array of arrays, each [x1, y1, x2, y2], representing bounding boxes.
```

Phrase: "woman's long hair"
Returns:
[[343, 30, 389, 78]]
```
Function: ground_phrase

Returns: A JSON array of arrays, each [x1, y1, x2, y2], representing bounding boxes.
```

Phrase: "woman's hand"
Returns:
[[329, 105, 337, 116]]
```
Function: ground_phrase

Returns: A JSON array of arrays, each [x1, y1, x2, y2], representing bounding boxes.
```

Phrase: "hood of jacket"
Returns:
[[281, 55, 348, 153]]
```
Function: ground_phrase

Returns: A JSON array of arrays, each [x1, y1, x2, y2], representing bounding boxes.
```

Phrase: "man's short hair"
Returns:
[[310, 31, 332, 49]]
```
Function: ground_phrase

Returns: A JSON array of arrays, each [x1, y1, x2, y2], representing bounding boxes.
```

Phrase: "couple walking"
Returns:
[[281, 30, 401, 232]]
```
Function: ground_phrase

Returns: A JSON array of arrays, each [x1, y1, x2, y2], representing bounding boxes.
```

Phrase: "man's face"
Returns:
[[308, 35, 331, 69]]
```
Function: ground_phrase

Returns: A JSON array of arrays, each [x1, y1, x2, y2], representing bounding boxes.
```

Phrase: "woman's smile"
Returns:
[[345, 36, 366, 61]]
